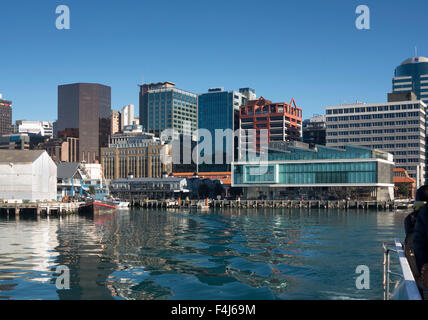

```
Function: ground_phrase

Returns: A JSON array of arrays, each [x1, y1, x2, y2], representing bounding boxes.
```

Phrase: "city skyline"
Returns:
[[1, 0, 428, 121]]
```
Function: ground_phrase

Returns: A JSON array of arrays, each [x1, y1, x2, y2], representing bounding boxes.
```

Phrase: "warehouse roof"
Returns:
[[0, 150, 45, 164], [57, 162, 81, 179]]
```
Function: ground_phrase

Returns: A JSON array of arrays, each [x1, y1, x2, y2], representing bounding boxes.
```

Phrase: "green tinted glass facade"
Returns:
[[233, 144, 393, 186], [233, 162, 377, 185]]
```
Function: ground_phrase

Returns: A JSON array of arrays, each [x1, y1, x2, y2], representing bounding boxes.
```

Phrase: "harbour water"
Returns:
[[0, 208, 409, 300]]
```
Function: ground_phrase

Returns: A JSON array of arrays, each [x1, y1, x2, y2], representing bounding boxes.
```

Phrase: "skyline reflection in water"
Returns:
[[0, 208, 408, 300]]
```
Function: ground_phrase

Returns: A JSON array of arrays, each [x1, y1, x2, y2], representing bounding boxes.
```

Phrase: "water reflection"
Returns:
[[0, 216, 59, 299], [0, 208, 410, 300]]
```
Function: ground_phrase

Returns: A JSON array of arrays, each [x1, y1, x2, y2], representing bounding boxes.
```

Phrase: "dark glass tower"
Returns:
[[393, 56, 428, 104], [58, 83, 111, 163], [0, 97, 12, 136]]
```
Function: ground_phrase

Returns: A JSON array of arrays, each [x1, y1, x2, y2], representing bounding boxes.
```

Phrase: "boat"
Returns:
[[90, 187, 118, 215], [91, 199, 117, 215], [115, 200, 129, 209], [382, 239, 422, 300]]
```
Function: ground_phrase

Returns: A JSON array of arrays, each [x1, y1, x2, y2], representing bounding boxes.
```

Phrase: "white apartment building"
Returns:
[[14, 120, 53, 137], [326, 100, 426, 187], [121, 104, 135, 129]]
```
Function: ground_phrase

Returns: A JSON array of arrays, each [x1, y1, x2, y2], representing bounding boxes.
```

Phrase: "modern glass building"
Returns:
[[0, 95, 12, 136], [197, 87, 255, 173], [393, 57, 428, 183], [393, 57, 428, 105], [57, 83, 111, 163], [302, 115, 326, 147], [232, 142, 394, 200], [139, 82, 197, 139]]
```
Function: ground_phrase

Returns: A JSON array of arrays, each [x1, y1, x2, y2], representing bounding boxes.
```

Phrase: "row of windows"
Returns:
[[328, 130, 422, 136], [328, 135, 422, 141], [327, 120, 422, 129], [327, 141, 422, 149], [326, 104, 422, 114], [327, 112, 422, 121], [396, 158, 422, 163]]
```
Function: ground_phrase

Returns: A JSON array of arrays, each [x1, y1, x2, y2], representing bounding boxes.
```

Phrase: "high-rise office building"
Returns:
[[303, 115, 327, 147], [239, 96, 303, 152], [325, 99, 426, 187], [393, 56, 428, 105], [121, 104, 135, 129], [139, 82, 197, 139], [111, 110, 121, 135], [393, 57, 428, 182], [58, 83, 111, 163], [198, 87, 255, 174], [0, 94, 12, 136]]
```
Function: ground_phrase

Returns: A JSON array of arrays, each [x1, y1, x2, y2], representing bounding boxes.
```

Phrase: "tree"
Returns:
[[198, 183, 211, 199], [229, 187, 243, 199], [397, 184, 410, 198], [213, 183, 225, 199]]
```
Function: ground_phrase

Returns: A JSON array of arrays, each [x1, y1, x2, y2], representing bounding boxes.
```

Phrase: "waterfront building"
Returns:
[[238, 97, 302, 152], [14, 120, 53, 138], [232, 141, 395, 201], [111, 177, 189, 200], [197, 87, 255, 175], [0, 94, 12, 136], [57, 162, 84, 199], [57, 83, 111, 163], [0, 134, 30, 150], [393, 168, 416, 199], [325, 99, 426, 186], [101, 131, 172, 181], [40, 137, 79, 162], [303, 115, 326, 146], [111, 110, 121, 135], [121, 104, 135, 129], [393, 56, 428, 105], [139, 81, 197, 139], [57, 162, 106, 199], [80, 163, 105, 188], [0, 150, 57, 202]]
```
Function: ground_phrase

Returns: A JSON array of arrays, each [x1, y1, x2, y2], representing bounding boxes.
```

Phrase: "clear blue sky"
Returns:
[[1, 0, 428, 122]]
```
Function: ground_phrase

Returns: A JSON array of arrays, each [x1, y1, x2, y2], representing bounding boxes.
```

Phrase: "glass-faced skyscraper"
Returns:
[[58, 83, 111, 163], [197, 88, 256, 173], [393, 57, 428, 183], [139, 82, 197, 139], [0, 95, 12, 136], [393, 56, 428, 104]]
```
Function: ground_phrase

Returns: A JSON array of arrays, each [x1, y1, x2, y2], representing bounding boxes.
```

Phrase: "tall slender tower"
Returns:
[[0, 94, 12, 136], [58, 83, 111, 163]]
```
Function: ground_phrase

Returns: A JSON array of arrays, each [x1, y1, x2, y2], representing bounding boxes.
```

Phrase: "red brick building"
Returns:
[[239, 97, 302, 151]]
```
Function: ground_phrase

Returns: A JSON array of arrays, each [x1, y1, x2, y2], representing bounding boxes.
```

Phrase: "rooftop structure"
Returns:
[[232, 142, 394, 201]]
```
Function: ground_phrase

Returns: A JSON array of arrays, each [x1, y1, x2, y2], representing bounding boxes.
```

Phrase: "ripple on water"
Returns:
[[0, 209, 408, 300]]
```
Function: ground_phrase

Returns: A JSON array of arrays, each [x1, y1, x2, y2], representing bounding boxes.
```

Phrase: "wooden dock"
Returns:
[[0, 201, 89, 217], [128, 199, 407, 211]]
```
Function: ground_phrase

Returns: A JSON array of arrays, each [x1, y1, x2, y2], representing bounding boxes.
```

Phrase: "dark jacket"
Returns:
[[413, 205, 428, 273]]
